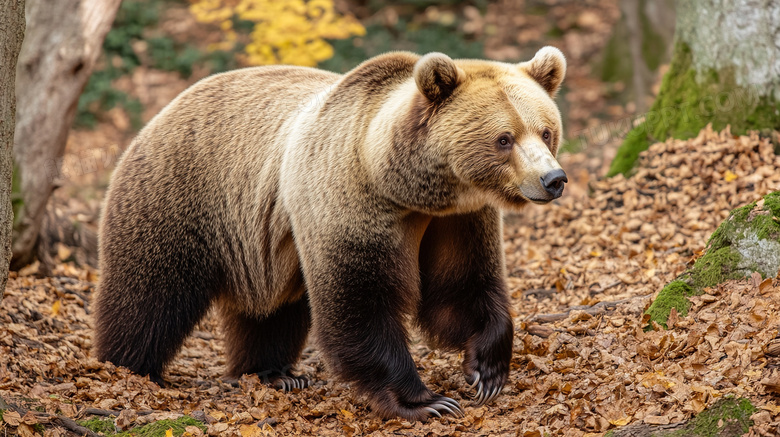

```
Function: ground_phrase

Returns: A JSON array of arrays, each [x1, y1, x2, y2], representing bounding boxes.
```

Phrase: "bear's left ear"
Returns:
[[518, 46, 566, 97], [414, 52, 465, 103]]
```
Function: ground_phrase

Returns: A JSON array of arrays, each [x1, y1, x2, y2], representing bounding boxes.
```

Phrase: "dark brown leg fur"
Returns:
[[418, 207, 513, 405], [304, 232, 464, 421], [94, 193, 225, 383], [221, 296, 311, 390], [93, 257, 221, 383]]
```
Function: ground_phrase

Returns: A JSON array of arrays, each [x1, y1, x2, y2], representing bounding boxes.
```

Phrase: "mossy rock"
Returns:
[[646, 191, 780, 328], [608, 41, 780, 177]]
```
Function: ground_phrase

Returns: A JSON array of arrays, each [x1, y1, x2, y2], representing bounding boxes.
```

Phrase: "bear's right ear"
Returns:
[[414, 53, 464, 103]]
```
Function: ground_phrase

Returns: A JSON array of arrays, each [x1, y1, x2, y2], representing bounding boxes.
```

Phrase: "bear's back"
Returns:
[[100, 66, 341, 315]]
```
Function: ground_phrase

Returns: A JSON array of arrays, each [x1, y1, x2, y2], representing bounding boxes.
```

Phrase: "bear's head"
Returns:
[[408, 47, 568, 211]]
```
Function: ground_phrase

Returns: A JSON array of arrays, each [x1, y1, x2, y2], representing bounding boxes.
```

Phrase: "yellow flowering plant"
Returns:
[[190, 0, 365, 66]]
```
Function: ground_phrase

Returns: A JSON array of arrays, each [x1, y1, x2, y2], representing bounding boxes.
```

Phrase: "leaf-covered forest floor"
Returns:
[[2, 127, 780, 436], [4, 1, 780, 436]]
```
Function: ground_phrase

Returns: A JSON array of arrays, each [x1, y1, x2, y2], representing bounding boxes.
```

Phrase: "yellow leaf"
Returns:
[[239, 424, 263, 437], [340, 409, 354, 418], [166, 429, 173, 437], [51, 300, 62, 317], [608, 416, 632, 426], [724, 170, 738, 182], [589, 250, 601, 257], [57, 243, 72, 261]]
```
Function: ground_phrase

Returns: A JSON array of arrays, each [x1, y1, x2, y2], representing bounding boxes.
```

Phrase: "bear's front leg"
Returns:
[[418, 207, 513, 405], [298, 227, 464, 421]]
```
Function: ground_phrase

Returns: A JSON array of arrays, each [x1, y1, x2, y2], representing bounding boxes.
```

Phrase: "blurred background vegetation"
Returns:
[[76, 0, 672, 157]]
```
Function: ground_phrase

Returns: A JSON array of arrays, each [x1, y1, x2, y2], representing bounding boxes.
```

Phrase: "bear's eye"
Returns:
[[542, 129, 552, 143], [497, 134, 513, 150]]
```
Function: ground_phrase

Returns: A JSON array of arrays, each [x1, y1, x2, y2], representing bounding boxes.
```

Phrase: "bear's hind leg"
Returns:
[[220, 296, 311, 391], [94, 273, 217, 384]]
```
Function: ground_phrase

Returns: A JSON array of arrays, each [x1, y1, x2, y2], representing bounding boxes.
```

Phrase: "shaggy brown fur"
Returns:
[[93, 47, 567, 421]]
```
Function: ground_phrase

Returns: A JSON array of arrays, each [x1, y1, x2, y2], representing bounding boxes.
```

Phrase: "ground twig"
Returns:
[[526, 293, 652, 324]]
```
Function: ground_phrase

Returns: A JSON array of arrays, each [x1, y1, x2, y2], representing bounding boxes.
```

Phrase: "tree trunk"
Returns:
[[11, 0, 121, 269], [1, 0, 25, 299], [608, 0, 780, 176]]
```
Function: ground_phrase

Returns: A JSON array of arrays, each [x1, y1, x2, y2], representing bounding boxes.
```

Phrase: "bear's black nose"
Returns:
[[540, 169, 567, 199]]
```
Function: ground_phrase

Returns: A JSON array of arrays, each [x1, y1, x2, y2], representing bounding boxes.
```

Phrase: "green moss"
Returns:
[[115, 416, 206, 437], [665, 397, 756, 437], [79, 417, 116, 434], [689, 247, 746, 290], [606, 123, 651, 176], [645, 280, 694, 328], [609, 41, 780, 176], [77, 416, 205, 437], [707, 202, 756, 250], [0, 409, 5, 421]]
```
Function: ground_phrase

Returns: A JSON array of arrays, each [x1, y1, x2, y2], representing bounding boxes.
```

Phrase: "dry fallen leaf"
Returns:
[[239, 424, 263, 437], [2, 410, 22, 426], [51, 300, 61, 317]]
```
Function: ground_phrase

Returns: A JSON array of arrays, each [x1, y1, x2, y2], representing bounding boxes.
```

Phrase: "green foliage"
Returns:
[[79, 417, 117, 434], [77, 0, 229, 130], [666, 397, 756, 437], [320, 20, 483, 73], [609, 41, 780, 176]]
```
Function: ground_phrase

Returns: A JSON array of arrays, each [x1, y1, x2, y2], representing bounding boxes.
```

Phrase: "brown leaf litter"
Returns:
[[2, 126, 780, 436]]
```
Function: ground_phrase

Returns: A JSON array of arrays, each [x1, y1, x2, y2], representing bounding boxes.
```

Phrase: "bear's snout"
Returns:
[[540, 169, 567, 199]]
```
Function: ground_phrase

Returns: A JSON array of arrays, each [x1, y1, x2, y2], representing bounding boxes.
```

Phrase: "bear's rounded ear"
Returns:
[[414, 52, 464, 103], [518, 46, 566, 97]]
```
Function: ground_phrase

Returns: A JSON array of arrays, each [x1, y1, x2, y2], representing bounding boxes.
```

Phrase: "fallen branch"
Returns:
[[589, 280, 622, 295], [610, 421, 686, 437], [1, 397, 101, 437], [80, 407, 154, 418], [526, 294, 652, 324], [51, 277, 91, 314], [50, 416, 103, 437], [522, 288, 557, 299]]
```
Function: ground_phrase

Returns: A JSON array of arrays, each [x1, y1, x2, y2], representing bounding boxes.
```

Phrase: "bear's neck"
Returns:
[[359, 81, 484, 215]]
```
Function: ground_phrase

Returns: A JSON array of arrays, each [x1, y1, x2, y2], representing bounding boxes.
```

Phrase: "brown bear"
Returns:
[[93, 47, 567, 421]]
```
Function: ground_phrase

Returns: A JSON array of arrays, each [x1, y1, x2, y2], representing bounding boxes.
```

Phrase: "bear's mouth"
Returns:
[[525, 197, 554, 205]]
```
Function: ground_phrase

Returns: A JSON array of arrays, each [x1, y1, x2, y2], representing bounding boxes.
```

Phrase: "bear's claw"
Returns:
[[466, 371, 503, 405], [468, 372, 502, 405], [423, 396, 464, 419], [272, 375, 309, 392]]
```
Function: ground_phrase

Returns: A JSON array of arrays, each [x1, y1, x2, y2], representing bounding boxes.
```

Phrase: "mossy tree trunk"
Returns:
[[11, 0, 121, 270], [0, 0, 25, 300], [608, 0, 780, 176]]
